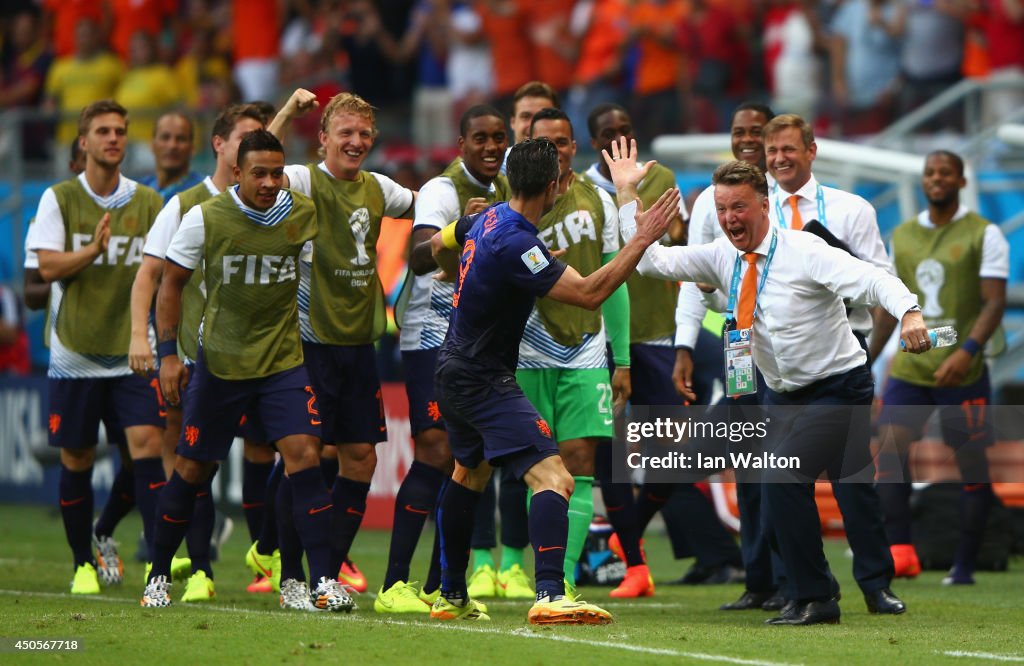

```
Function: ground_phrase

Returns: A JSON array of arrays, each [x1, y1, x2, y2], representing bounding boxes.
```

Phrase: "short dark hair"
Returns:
[[529, 107, 572, 140], [459, 104, 505, 138], [153, 111, 194, 140], [733, 101, 775, 124], [712, 160, 769, 199], [586, 102, 628, 139], [236, 129, 284, 167], [246, 101, 276, 125], [926, 149, 965, 177], [211, 103, 266, 151], [507, 139, 559, 198], [512, 81, 560, 110], [79, 99, 127, 137]]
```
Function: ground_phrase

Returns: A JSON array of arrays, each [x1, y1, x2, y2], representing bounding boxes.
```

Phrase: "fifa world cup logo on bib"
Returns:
[[348, 207, 371, 266], [915, 258, 946, 318]]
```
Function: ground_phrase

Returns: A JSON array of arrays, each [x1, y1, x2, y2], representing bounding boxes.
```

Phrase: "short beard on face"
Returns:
[[92, 152, 123, 170]]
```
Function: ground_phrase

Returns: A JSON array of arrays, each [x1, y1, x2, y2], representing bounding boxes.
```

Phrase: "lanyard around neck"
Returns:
[[725, 229, 778, 324], [774, 182, 826, 229]]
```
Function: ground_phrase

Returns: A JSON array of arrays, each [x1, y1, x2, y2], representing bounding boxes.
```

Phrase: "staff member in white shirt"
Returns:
[[762, 112, 912, 617], [763, 113, 893, 341], [608, 141, 929, 626]]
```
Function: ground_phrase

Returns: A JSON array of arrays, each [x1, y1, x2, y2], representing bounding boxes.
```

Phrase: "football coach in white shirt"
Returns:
[[606, 139, 930, 626]]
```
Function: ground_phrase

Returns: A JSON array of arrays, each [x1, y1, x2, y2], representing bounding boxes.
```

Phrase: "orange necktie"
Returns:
[[736, 253, 759, 329], [788, 195, 803, 231]]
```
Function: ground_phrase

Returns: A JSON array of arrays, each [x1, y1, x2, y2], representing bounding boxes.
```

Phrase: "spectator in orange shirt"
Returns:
[[523, 0, 576, 94], [232, 0, 284, 103], [479, 0, 536, 115], [107, 0, 177, 62], [569, 0, 628, 142], [630, 0, 688, 138], [42, 0, 107, 59]]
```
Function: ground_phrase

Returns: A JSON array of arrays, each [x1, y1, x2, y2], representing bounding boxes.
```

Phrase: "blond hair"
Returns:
[[320, 92, 378, 136], [763, 113, 814, 149]]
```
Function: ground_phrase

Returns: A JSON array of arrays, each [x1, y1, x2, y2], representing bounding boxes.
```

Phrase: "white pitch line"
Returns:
[[0, 588, 802, 666], [942, 652, 1024, 663]]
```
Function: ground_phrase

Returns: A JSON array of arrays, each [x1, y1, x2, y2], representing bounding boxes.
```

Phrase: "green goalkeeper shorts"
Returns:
[[515, 367, 614, 442]]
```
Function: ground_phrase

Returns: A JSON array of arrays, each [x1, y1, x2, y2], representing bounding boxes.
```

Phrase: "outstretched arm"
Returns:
[[545, 188, 680, 310]]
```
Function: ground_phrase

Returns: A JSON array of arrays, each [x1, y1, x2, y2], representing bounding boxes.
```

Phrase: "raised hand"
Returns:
[[602, 136, 657, 196], [633, 187, 681, 246], [285, 88, 319, 117]]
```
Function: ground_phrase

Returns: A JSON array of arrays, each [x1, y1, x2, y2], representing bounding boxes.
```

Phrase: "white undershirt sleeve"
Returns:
[[165, 206, 206, 271], [27, 188, 65, 252]]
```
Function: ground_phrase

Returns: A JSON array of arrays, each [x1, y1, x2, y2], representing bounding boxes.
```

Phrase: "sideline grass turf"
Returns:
[[1, 505, 1021, 665]]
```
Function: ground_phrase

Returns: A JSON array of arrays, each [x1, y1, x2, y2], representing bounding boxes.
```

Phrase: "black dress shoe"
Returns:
[[766, 598, 841, 626], [720, 590, 774, 611], [865, 587, 906, 615], [761, 592, 788, 611]]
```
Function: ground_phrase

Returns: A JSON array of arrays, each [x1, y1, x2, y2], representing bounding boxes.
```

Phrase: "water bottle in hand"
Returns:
[[900, 325, 957, 350]]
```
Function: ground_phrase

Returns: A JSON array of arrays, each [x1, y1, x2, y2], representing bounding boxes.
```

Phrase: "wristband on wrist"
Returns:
[[440, 221, 461, 250], [675, 345, 694, 355], [961, 338, 982, 357], [157, 340, 178, 359]]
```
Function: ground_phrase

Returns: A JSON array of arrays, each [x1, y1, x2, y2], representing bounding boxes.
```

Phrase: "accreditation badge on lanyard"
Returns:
[[723, 231, 777, 398], [724, 328, 756, 397]]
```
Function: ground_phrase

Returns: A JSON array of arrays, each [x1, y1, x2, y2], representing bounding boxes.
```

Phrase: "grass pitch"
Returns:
[[1, 505, 1022, 665]]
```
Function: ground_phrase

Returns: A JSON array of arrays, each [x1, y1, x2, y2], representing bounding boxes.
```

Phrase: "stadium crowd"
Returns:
[[3, 0, 1024, 163], [0, 0, 1017, 630]]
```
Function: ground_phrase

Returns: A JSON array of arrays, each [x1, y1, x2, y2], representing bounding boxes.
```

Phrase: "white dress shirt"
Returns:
[[769, 174, 893, 334], [621, 202, 919, 393]]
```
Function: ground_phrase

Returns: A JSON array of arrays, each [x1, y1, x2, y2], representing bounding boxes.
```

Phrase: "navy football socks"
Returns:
[[185, 476, 215, 578], [241, 459, 273, 543], [383, 460, 446, 589], [329, 476, 370, 573], [289, 467, 334, 583], [59, 465, 95, 568], [276, 475, 306, 582], [94, 462, 134, 539], [149, 471, 200, 581], [256, 460, 284, 555], [530, 490, 569, 600], [132, 457, 165, 554], [438, 480, 481, 601]]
